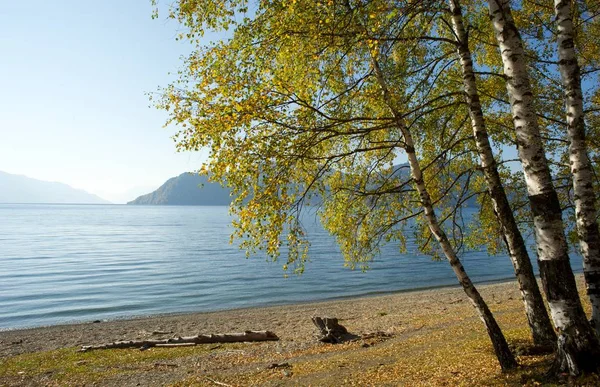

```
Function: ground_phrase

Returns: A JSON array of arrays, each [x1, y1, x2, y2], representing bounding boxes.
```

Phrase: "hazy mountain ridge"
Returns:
[[127, 172, 231, 205], [0, 171, 110, 204]]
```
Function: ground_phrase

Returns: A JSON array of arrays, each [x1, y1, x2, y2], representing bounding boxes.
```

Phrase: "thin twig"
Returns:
[[204, 376, 232, 387]]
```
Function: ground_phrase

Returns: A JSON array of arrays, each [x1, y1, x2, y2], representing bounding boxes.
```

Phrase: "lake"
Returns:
[[0, 204, 576, 330]]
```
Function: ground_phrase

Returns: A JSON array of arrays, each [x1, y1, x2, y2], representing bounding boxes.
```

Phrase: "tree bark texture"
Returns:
[[79, 330, 279, 352], [487, 0, 600, 375], [553, 0, 600, 336], [369, 50, 517, 371], [448, 0, 556, 346]]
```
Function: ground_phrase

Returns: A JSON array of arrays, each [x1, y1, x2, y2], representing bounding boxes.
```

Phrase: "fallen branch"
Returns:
[[204, 376, 232, 386], [79, 330, 278, 352]]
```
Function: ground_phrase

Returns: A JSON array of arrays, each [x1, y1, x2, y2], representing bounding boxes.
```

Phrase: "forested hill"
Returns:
[[0, 170, 110, 204], [127, 173, 231, 205]]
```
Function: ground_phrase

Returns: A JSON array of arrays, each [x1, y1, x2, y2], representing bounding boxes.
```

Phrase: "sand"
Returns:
[[0, 279, 524, 358], [2, 277, 590, 386]]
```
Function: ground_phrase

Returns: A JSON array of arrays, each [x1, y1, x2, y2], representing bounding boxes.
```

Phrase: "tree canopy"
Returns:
[[154, 0, 498, 271], [153, 0, 600, 375], [153, 0, 600, 266]]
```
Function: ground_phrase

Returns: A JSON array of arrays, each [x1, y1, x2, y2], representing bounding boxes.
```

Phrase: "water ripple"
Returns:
[[0, 204, 578, 330]]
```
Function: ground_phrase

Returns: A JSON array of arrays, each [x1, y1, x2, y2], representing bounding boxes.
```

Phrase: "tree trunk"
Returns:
[[486, 0, 600, 375], [448, 0, 556, 346], [311, 316, 357, 343], [369, 51, 518, 372], [553, 0, 600, 336]]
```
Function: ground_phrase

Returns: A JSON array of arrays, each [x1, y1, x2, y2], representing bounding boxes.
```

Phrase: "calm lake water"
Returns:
[[0, 204, 580, 330]]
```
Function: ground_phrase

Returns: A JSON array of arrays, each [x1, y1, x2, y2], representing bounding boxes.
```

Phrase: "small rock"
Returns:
[[282, 369, 292, 377], [92, 320, 101, 323]]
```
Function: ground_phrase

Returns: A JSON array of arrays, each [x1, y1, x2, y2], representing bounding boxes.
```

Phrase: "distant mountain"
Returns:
[[0, 171, 110, 204], [127, 172, 231, 205], [128, 166, 479, 207]]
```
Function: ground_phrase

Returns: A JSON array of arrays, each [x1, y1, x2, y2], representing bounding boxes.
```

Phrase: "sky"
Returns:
[[0, 1, 223, 203]]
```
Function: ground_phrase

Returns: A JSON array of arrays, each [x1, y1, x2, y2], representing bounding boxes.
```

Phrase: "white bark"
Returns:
[[448, 0, 555, 345], [487, 0, 600, 375], [553, 0, 600, 335]]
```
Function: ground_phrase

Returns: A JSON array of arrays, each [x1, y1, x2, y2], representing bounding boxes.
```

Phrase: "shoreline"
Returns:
[[0, 276, 535, 358], [0, 275, 591, 386], [0, 274, 524, 334], [1, 275, 523, 334]]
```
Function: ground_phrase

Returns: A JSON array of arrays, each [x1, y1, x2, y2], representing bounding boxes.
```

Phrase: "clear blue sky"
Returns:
[[0, 0, 222, 203]]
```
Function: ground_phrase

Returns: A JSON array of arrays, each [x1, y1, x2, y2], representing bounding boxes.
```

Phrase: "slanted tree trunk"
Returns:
[[403, 129, 518, 372], [487, 0, 600, 375], [369, 51, 517, 372], [447, 0, 556, 346], [553, 0, 600, 336]]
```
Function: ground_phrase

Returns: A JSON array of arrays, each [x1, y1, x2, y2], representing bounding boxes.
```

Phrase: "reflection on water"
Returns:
[[0, 204, 570, 330]]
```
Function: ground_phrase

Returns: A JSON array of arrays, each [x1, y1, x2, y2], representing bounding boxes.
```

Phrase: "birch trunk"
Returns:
[[448, 0, 556, 346], [370, 54, 517, 372], [553, 0, 600, 336], [487, 0, 600, 375]]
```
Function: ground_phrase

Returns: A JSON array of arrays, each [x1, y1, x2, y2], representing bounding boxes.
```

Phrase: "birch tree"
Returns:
[[446, 0, 556, 346], [553, 0, 600, 336], [453, 0, 600, 341], [154, 0, 517, 370], [352, 2, 517, 370], [486, 0, 600, 375]]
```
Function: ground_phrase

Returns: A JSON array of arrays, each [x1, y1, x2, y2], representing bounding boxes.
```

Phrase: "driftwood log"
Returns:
[[79, 330, 278, 352], [311, 317, 357, 343]]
